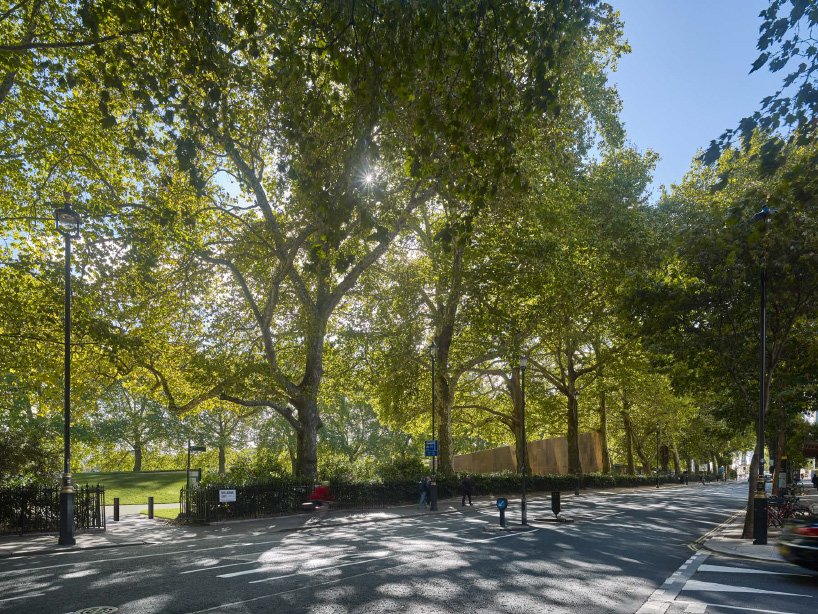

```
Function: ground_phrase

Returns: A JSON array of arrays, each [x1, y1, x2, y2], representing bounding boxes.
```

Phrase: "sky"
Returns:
[[609, 0, 784, 201]]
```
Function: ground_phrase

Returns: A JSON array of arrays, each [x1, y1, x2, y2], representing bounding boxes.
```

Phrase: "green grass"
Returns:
[[139, 507, 180, 520], [74, 471, 188, 505]]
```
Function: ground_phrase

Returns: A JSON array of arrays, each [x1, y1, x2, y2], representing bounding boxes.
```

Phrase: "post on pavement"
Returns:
[[55, 202, 81, 547]]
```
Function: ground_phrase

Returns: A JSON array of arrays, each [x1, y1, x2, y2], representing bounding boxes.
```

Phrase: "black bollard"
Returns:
[[148, 496, 154, 519], [113, 497, 120, 522], [551, 491, 561, 518]]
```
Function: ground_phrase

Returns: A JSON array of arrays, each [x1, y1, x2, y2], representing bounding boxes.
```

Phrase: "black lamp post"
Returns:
[[752, 205, 775, 545], [186, 439, 206, 518], [55, 204, 81, 546], [520, 355, 528, 525], [429, 341, 438, 511]]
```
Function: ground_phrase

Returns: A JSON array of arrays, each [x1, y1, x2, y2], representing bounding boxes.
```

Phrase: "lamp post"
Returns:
[[186, 439, 206, 518], [752, 205, 775, 545], [55, 204, 81, 546], [520, 355, 528, 525]]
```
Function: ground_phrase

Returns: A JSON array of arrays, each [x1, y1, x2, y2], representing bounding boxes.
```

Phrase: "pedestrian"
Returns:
[[812, 472, 818, 491], [699, 473, 706, 485], [418, 475, 430, 510], [683, 471, 689, 485], [461, 474, 474, 506]]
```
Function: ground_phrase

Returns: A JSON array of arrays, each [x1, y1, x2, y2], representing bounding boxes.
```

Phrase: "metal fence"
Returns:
[[180, 480, 419, 523], [0, 484, 106, 535]]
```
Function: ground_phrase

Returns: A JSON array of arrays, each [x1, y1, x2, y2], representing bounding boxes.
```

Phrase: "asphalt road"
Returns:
[[1, 483, 816, 613]]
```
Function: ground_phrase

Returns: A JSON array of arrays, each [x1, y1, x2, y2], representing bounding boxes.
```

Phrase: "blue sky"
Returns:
[[610, 0, 783, 200]]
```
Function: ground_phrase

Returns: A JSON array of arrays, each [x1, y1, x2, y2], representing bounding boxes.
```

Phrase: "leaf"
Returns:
[[750, 52, 769, 73]]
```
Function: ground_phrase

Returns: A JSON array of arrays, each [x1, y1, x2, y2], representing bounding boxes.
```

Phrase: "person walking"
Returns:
[[418, 475, 430, 510], [461, 474, 474, 506], [812, 472, 818, 491]]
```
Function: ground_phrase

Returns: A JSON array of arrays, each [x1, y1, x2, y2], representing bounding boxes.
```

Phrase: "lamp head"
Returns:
[[55, 204, 82, 238], [520, 355, 528, 369], [429, 341, 437, 358]]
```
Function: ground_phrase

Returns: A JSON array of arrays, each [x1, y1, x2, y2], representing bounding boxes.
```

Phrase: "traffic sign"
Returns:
[[424, 440, 438, 457]]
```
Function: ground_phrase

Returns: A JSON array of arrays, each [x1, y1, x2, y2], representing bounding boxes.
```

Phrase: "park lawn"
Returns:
[[74, 471, 188, 505]]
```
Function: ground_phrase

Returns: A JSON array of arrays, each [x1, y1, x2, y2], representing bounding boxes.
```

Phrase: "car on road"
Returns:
[[778, 517, 818, 571]]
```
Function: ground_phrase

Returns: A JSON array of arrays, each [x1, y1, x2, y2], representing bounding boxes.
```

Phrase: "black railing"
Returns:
[[0, 484, 105, 535], [180, 480, 420, 523], [178, 472, 685, 524]]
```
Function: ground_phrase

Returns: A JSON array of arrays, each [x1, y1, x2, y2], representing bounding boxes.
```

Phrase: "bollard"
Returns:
[[113, 497, 120, 522], [148, 496, 154, 519], [496, 497, 508, 527], [551, 491, 561, 518]]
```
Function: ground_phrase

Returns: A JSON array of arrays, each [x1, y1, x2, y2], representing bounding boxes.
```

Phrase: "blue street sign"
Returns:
[[424, 440, 438, 457], [496, 497, 508, 510]]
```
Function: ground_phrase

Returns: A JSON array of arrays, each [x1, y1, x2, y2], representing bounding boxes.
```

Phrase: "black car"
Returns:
[[778, 517, 818, 571]]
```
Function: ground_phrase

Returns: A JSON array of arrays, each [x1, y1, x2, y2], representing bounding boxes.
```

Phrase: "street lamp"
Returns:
[[520, 355, 528, 525], [186, 439, 206, 518], [751, 205, 775, 544], [429, 341, 438, 512], [55, 203, 81, 546]]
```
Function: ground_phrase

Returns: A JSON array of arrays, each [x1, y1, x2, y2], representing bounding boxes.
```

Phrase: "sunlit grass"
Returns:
[[74, 471, 188, 504]]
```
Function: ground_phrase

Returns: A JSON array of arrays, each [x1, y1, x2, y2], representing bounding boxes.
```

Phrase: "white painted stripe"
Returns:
[[682, 580, 810, 597], [684, 603, 706, 613], [181, 561, 255, 574], [246, 552, 401, 583], [0, 592, 45, 603], [683, 604, 804, 614], [698, 564, 811, 576]]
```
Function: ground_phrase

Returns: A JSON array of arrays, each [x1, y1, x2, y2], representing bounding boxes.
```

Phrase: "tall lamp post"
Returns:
[[520, 355, 528, 525], [429, 342, 438, 511], [752, 205, 775, 545], [55, 204, 81, 546]]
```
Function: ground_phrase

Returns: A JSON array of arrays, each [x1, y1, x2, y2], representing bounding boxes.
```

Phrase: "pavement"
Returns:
[[2, 484, 817, 563], [698, 487, 818, 563]]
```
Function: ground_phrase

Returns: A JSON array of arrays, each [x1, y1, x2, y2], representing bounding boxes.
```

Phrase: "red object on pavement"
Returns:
[[308, 485, 334, 502]]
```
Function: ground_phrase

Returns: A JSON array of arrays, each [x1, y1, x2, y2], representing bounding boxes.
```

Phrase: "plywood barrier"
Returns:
[[453, 431, 603, 475]]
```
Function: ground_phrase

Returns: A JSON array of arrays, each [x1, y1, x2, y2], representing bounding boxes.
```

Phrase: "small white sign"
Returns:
[[219, 489, 237, 503]]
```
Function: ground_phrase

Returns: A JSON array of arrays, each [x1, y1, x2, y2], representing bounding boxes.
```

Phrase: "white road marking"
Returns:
[[683, 603, 806, 614], [682, 580, 811, 597], [246, 552, 401, 583], [697, 564, 811, 576], [636, 552, 710, 614], [181, 561, 255, 574], [0, 592, 45, 603]]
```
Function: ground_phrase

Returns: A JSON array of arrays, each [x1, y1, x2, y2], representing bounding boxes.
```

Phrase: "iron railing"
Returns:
[[0, 484, 105, 535]]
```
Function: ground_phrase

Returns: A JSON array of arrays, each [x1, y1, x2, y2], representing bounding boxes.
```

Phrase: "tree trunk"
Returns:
[[133, 444, 142, 472], [622, 393, 635, 474], [633, 432, 652, 473], [597, 370, 612, 474], [431, 321, 456, 476], [508, 369, 528, 474], [566, 380, 582, 475], [293, 397, 320, 478], [672, 440, 681, 475], [219, 444, 226, 475]]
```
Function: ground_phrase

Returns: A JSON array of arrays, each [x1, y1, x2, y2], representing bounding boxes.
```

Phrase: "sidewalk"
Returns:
[[0, 499, 462, 559], [700, 488, 818, 563]]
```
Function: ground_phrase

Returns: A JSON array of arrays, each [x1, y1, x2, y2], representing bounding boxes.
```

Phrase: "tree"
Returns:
[[637, 133, 818, 537], [703, 0, 818, 163]]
